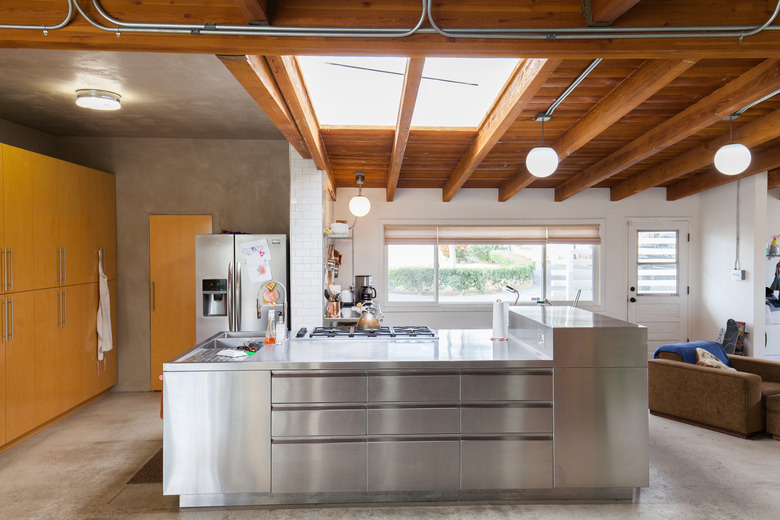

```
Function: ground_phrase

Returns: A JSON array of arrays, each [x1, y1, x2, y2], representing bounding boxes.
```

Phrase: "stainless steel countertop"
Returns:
[[510, 306, 642, 329], [164, 329, 551, 371]]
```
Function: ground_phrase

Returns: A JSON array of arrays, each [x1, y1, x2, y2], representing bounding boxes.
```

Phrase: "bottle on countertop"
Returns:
[[264, 310, 276, 345], [275, 313, 287, 342]]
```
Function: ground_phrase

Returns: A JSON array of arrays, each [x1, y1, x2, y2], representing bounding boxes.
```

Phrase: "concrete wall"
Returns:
[[333, 186, 700, 333], [0, 119, 58, 156]]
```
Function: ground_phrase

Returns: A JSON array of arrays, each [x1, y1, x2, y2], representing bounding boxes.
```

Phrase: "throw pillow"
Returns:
[[696, 348, 736, 371]]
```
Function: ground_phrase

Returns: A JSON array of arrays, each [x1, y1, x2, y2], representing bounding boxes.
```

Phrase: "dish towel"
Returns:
[[97, 250, 113, 363]]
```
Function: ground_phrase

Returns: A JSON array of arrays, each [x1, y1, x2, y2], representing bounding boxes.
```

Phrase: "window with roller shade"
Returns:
[[384, 224, 601, 304]]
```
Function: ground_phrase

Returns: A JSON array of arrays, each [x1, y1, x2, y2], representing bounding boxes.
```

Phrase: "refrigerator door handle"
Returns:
[[236, 261, 242, 331], [227, 261, 234, 331]]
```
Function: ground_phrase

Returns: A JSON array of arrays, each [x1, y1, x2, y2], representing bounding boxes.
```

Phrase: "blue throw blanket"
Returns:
[[653, 340, 732, 367]]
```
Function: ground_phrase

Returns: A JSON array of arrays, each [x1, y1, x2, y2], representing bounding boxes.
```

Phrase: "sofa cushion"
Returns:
[[696, 348, 736, 371], [762, 381, 780, 404], [654, 340, 732, 367]]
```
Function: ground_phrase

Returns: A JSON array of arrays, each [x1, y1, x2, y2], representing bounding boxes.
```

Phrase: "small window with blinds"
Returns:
[[384, 224, 600, 305]]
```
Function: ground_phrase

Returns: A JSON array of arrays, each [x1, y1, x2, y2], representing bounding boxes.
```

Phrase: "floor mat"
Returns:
[[127, 447, 163, 485]]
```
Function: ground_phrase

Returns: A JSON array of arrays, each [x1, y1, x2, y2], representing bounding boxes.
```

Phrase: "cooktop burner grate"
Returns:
[[309, 326, 437, 338]]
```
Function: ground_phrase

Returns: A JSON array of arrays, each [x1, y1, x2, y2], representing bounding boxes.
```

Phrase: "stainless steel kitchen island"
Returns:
[[162, 306, 648, 507]]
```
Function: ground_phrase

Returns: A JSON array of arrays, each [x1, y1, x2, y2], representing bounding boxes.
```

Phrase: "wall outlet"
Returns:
[[731, 269, 746, 280]]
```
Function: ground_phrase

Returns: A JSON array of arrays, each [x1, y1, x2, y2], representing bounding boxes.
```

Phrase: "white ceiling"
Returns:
[[0, 48, 283, 140]]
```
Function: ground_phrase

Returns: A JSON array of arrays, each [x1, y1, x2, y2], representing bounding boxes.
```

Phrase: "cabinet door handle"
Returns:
[[62, 247, 67, 285], [63, 290, 67, 327], [8, 297, 13, 341], [56, 248, 62, 284], [58, 291, 63, 327], [8, 248, 12, 291], [2, 298, 6, 342], [1, 247, 6, 292]]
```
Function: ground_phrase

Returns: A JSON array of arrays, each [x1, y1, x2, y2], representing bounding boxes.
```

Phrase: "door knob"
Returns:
[[630, 286, 636, 292], [629, 297, 637, 303]]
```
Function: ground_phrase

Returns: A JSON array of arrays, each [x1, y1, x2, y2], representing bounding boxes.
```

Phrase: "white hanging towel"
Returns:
[[97, 250, 113, 362]]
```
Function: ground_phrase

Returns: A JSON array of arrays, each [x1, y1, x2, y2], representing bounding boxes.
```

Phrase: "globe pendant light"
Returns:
[[526, 116, 558, 178], [349, 171, 371, 217], [714, 116, 751, 176]]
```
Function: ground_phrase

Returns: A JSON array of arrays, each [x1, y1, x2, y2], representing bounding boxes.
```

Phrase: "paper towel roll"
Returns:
[[491, 300, 509, 340]]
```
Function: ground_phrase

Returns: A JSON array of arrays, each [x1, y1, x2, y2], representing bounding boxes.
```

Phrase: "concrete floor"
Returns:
[[0, 392, 779, 519]]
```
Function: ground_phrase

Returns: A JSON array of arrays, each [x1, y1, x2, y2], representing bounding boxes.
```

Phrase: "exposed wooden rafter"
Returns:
[[498, 58, 697, 202], [442, 58, 562, 202], [218, 55, 310, 159], [387, 57, 425, 202], [611, 108, 780, 201], [770, 168, 780, 190], [266, 55, 335, 198], [589, 0, 642, 24], [554, 59, 780, 202], [666, 145, 780, 200], [234, 0, 272, 23]]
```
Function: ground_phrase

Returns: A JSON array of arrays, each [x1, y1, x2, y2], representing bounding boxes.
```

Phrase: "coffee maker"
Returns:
[[354, 274, 377, 304]]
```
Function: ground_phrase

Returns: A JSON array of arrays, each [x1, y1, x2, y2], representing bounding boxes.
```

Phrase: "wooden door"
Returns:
[[32, 153, 61, 290], [34, 287, 62, 425], [81, 281, 117, 398], [6, 292, 35, 440], [2, 145, 35, 293], [59, 285, 85, 413], [1, 299, 5, 444], [149, 215, 212, 391], [96, 170, 117, 280], [59, 162, 92, 286]]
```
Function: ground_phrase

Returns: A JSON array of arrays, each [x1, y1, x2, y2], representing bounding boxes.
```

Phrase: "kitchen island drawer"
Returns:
[[272, 406, 366, 437], [367, 406, 459, 435], [367, 373, 459, 402], [271, 372, 366, 404], [272, 441, 366, 493], [461, 371, 553, 401], [367, 440, 460, 492], [461, 404, 553, 434], [461, 438, 553, 490]]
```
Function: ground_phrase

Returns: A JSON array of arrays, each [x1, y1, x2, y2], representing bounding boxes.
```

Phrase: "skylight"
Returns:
[[297, 56, 520, 128], [297, 56, 406, 126], [411, 58, 520, 127]]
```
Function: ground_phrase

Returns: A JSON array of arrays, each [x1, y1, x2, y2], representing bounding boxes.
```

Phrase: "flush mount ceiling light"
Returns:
[[714, 115, 751, 175], [526, 115, 558, 178], [75, 89, 121, 111], [349, 171, 371, 217]]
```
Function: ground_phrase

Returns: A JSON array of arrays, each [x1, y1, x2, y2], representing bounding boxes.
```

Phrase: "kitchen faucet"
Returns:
[[256, 280, 288, 327]]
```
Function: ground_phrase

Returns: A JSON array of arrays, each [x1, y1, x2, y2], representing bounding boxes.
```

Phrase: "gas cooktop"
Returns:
[[307, 326, 437, 339]]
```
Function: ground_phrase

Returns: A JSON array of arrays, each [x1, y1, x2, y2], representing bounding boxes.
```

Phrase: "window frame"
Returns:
[[380, 220, 604, 312]]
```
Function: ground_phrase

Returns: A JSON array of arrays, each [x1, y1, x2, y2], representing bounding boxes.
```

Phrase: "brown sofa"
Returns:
[[649, 353, 780, 438]]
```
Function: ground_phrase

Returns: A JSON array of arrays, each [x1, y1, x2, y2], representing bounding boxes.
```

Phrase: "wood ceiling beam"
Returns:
[[234, 1, 272, 23], [4, 1, 780, 58], [498, 58, 696, 202], [589, 0, 642, 24], [769, 168, 780, 190], [611, 107, 780, 201], [265, 55, 335, 198], [666, 145, 780, 201], [218, 54, 310, 159], [387, 57, 425, 202], [554, 59, 780, 202], [442, 58, 562, 202]]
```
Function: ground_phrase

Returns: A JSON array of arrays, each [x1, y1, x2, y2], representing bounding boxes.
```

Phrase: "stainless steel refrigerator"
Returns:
[[195, 234, 288, 342]]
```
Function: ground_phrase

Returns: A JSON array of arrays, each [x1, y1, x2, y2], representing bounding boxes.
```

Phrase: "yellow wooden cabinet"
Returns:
[[5, 291, 36, 442], [2, 145, 35, 294], [4, 143, 117, 449]]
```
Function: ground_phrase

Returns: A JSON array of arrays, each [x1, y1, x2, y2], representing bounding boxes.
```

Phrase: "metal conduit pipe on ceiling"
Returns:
[[2, 0, 780, 42], [0, 0, 74, 33]]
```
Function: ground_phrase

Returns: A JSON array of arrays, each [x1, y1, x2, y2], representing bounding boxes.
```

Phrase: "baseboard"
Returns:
[[1, 389, 111, 455], [649, 410, 757, 438]]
